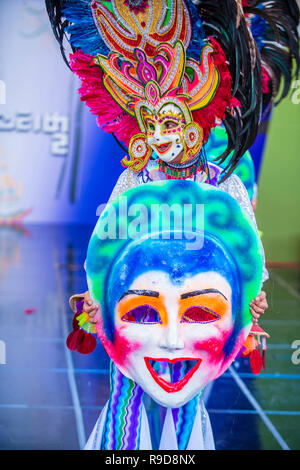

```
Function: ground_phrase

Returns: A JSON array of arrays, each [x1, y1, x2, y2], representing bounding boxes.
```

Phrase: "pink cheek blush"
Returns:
[[96, 321, 141, 368], [193, 335, 227, 363], [222, 327, 250, 365], [113, 327, 141, 367]]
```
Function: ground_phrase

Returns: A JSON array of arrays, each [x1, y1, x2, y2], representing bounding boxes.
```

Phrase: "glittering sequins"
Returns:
[[91, 0, 192, 61]]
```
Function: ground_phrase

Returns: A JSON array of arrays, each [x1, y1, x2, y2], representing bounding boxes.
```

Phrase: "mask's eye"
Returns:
[[181, 306, 220, 324], [146, 121, 155, 132], [162, 120, 178, 131], [121, 305, 162, 324]]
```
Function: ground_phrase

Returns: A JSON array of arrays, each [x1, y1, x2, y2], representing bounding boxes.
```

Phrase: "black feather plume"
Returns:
[[243, 1, 300, 107], [196, 0, 263, 180], [45, 0, 72, 66]]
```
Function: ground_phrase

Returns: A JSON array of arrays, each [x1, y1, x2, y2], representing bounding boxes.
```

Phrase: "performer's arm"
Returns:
[[82, 290, 99, 323], [250, 290, 268, 324], [107, 169, 140, 205]]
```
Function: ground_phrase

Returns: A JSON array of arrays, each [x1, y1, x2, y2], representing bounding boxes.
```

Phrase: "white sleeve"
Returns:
[[107, 169, 140, 205], [218, 174, 269, 284]]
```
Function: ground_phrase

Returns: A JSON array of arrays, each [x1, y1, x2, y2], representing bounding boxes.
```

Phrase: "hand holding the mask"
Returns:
[[83, 290, 100, 324], [250, 290, 268, 324]]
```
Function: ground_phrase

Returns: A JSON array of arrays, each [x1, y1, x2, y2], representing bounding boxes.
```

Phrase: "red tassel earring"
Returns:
[[241, 322, 270, 375], [66, 298, 97, 355]]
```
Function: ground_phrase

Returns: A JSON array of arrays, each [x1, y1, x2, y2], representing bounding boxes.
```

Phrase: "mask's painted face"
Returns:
[[97, 269, 244, 408], [88, 181, 263, 408], [143, 104, 185, 163]]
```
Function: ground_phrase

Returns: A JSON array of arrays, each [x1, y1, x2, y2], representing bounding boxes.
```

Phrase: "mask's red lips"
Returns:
[[153, 142, 172, 154], [144, 357, 202, 393]]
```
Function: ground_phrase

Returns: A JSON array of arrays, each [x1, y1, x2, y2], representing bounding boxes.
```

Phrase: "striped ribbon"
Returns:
[[100, 362, 144, 450]]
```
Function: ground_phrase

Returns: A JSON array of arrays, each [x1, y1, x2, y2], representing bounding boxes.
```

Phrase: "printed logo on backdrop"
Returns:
[[0, 153, 32, 223], [0, 112, 69, 156], [0, 0, 104, 222], [0, 340, 6, 365], [0, 81, 5, 105], [0, 2, 69, 156]]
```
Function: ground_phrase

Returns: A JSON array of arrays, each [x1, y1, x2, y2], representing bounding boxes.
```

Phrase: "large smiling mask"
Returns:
[[86, 180, 263, 408]]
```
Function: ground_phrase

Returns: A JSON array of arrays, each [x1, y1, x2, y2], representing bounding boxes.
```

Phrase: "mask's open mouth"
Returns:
[[153, 142, 172, 155], [144, 357, 202, 393]]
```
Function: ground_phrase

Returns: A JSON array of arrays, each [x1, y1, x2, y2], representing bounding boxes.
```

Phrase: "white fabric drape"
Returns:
[[84, 399, 215, 450]]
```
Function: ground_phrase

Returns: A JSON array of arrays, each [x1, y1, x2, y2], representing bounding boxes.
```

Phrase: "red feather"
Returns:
[[69, 50, 139, 147]]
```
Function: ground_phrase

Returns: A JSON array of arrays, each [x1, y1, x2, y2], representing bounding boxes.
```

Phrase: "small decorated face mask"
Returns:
[[98, 269, 243, 408], [143, 104, 185, 163]]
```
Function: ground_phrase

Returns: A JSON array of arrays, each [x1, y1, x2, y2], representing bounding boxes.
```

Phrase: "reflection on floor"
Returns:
[[0, 224, 299, 450]]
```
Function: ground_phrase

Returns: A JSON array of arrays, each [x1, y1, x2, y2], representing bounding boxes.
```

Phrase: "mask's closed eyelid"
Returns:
[[180, 306, 221, 324], [121, 304, 162, 324]]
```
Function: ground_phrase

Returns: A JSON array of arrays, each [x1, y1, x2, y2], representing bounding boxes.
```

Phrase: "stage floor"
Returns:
[[0, 224, 299, 450]]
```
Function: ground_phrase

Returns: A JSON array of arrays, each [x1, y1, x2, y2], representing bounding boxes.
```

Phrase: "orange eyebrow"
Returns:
[[179, 293, 229, 320], [118, 294, 168, 325]]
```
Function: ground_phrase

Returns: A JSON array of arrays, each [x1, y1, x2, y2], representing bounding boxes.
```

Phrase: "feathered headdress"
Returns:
[[242, 0, 300, 112], [46, 0, 264, 178]]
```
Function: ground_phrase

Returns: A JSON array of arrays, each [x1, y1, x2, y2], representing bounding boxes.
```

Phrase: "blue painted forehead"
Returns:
[[107, 234, 239, 312]]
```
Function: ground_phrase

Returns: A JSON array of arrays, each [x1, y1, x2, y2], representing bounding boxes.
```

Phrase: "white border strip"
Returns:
[[228, 366, 290, 450]]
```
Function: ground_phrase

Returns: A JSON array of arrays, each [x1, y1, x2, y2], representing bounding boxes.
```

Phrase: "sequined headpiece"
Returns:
[[46, 0, 267, 177], [93, 41, 219, 126]]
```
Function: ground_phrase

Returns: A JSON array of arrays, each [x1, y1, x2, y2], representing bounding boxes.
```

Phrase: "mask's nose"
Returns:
[[159, 318, 184, 351], [153, 123, 162, 142]]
